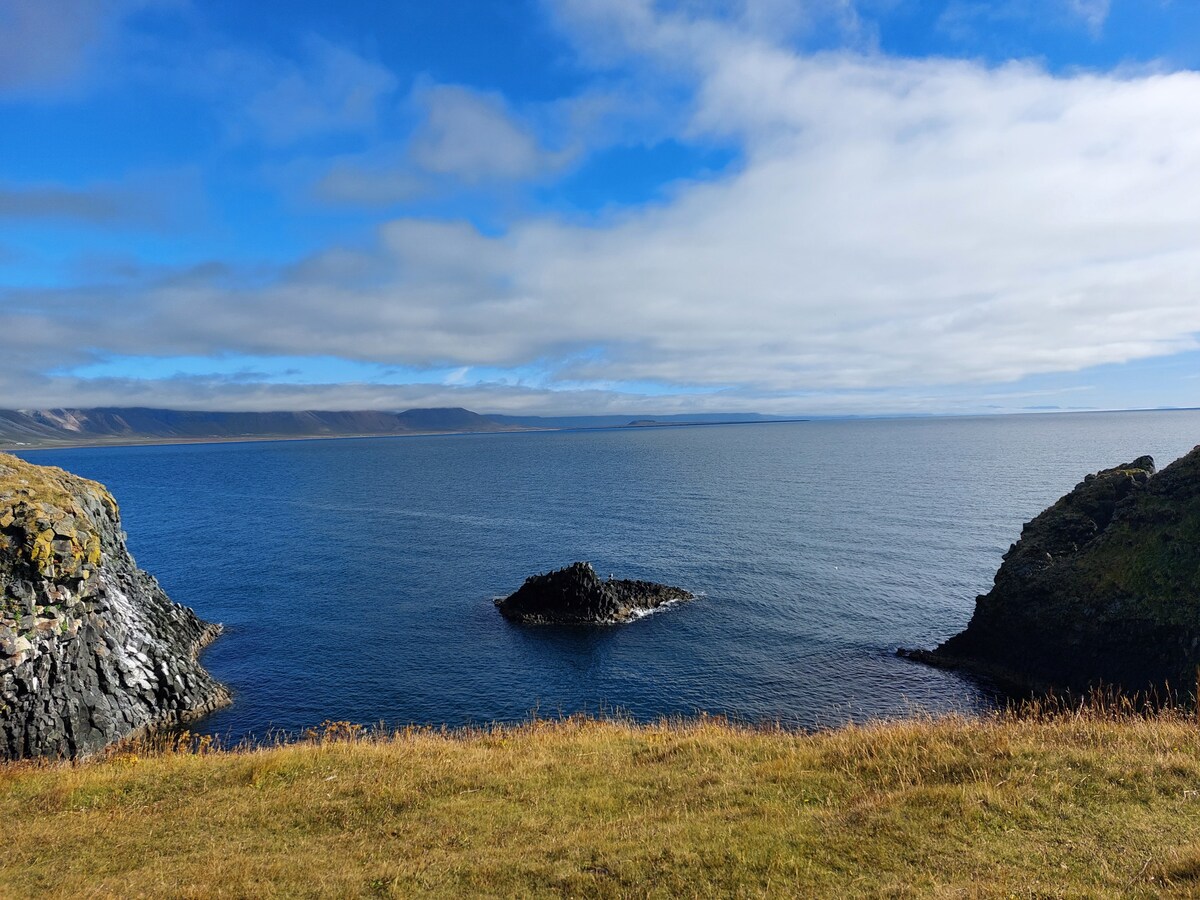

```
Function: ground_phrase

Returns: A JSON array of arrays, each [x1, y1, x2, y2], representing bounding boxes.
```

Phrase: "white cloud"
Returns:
[[6, 1, 1200, 413], [0, 184, 125, 222], [315, 83, 576, 204], [0, 169, 200, 225], [938, 0, 1113, 43], [314, 161, 426, 206], [1065, 0, 1111, 34], [0, 0, 167, 96], [409, 84, 570, 182], [235, 37, 398, 144]]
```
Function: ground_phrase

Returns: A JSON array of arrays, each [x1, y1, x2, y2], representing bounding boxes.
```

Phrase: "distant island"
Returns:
[[622, 417, 809, 428], [0, 407, 803, 451]]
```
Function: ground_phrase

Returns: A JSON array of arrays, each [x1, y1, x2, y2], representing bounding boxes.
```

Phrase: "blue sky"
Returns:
[[1, 0, 1199, 415]]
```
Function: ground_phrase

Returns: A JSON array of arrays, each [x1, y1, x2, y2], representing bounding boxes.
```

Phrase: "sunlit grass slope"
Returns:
[[5, 710, 1200, 897]]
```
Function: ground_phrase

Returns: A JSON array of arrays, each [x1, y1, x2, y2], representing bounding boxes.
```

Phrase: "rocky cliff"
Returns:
[[496, 562, 692, 624], [902, 447, 1200, 694], [0, 454, 228, 759]]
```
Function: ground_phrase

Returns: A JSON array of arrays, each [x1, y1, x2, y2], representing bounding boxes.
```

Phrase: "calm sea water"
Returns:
[[18, 411, 1200, 738]]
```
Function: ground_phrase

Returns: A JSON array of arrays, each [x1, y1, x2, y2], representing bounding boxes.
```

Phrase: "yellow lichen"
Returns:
[[29, 530, 55, 570], [0, 454, 117, 579], [86, 533, 102, 567]]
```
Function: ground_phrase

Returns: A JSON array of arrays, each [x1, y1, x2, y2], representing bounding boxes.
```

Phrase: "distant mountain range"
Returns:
[[0, 407, 800, 449], [0, 407, 521, 448]]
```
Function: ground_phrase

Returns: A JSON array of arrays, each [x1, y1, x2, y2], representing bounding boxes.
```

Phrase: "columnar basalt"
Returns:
[[496, 562, 692, 624], [0, 454, 228, 759], [901, 447, 1200, 694]]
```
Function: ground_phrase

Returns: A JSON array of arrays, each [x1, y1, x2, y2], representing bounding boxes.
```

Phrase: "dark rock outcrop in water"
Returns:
[[0, 454, 228, 759], [900, 447, 1200, 693], [496, 562, 692, 624]]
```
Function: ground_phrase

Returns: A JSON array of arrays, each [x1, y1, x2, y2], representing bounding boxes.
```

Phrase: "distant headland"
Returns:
[[0, 407, 800, 451]]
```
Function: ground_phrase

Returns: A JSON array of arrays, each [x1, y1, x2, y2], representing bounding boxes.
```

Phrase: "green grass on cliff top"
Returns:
[[6, 709, 1200, 898], [0, 452, 117, 516]]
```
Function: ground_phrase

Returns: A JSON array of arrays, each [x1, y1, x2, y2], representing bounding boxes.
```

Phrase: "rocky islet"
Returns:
[[496, 561, 693, 624]]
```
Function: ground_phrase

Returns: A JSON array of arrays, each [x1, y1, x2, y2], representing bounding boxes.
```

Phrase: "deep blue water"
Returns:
[[18, 411, 1200, 739]]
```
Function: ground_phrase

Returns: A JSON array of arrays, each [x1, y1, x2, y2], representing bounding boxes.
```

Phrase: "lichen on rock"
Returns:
[[901, 447, 1200, 694], [0, 454, 228, 759], [496, 562, 692, 624]]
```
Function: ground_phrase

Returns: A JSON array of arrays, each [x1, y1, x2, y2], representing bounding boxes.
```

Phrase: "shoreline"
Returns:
[[4, 406, 1196, 454], [0, 427, 542, 453], [0, 417, 808, 454]]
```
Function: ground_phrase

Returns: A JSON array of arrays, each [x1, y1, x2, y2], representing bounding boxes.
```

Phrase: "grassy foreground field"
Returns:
[[5, 709, 1200, 898]]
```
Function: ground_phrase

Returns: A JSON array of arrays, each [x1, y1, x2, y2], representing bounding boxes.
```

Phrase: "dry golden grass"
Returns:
[[5, 706, 1200, 898]]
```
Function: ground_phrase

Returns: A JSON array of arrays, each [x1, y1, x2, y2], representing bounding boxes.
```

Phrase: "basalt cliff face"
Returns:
[[903, 447, 1200, 693], [496, 562, 692, 624], [0, 454, 228, 759]]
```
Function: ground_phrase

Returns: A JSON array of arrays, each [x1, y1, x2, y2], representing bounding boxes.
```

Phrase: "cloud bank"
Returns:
[[1, 0, 1197, 414]]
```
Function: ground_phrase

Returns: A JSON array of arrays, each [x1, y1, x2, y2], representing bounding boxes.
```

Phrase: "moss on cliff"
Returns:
[[0, 454, 117, 590], [917, 446, 1200, 693], [0, 454, 118, 517], [0, 453, 228, 759]]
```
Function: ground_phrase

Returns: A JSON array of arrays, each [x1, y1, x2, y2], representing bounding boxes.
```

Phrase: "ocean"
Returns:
[[19, 410, 1200, 740]]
